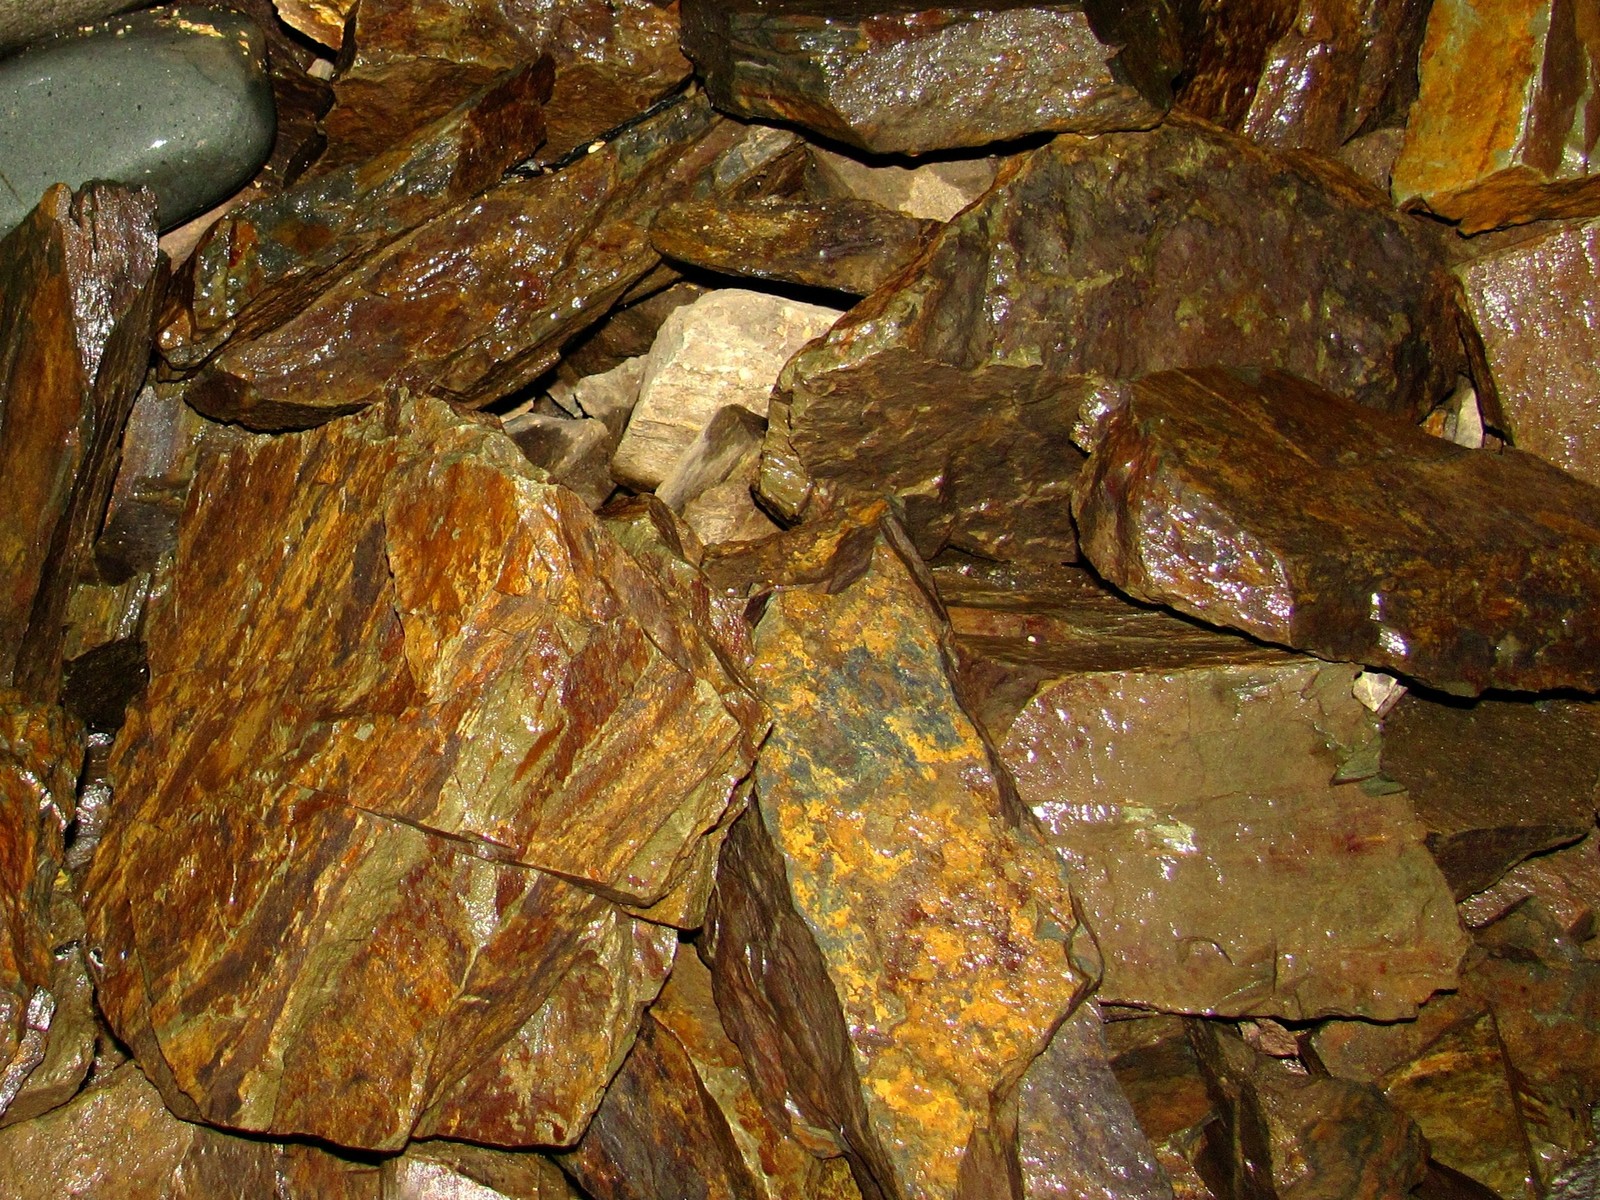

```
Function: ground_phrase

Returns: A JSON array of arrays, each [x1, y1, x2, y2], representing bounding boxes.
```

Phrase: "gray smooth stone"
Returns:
[[0, 5, 274, 235]]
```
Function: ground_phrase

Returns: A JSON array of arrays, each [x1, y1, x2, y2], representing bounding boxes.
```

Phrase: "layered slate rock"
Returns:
[[1460, 831, 1600, 937], [1392, 0, 1600, 232], [1105, 1015, 1222, 1194], [1072, 367, 1600, 695], [1458, 218, 1600, 486], [702, 503, 1095, 1200], [185, 94, 740, 429], [762, 118, 1464, 559], [681, 0, 1180, 155], [83, 395, 764, 1150], [939, 559, 1466, 1020], [0, 183, 163, 701]]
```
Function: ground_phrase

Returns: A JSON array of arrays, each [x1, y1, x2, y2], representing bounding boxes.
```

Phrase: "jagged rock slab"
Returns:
[[806, 147, 998, 222], [659, 406, 779, 548], [681, 0, 1180, 154], [0, 183, 162, 700], [1072, 367, 1600, 695], [761, 118, 1464, 559], [160, 60, 552, 372], [82, 395, 763, 1150], [504, 412, 616, 511], [0, 942, 95, 1129], [185, 94, 738, 429], [1105, 1016, 1221, 1196], [1458, 217, 1600, 486], [1459, 830, 1600, 937], [942, 559, 1466, 1020], [702, 503, 1095, 1200], [273, 0, 353, 49], [1392, 0, 1600, 232], [389, 1142, 578, 1199]]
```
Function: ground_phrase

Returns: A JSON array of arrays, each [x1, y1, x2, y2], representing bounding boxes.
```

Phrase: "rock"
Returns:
[[184, 93, 740, 430], [1336, 127, 1408, 192], [0, 942, 95, 1129], [806, 147, 998, 222], [681, 0, 1180, 155], [1457, 217, 1600, 486], [388, 1142, 578, 1199], [0, 6, 276, 236], [503, 413, 617, 511], [0, 182, 162, 702], [1392, 0, 1600, 232], [1105, 1015, 1225, 1195], [941, 559, 1466, 1021], [659, 407, 779, 549], [612, 289, 842, 492], [652, 196, 939, 296], [561, 282, 706, 381], [1072, 367, 1600, 695], [702, 503, 1094, 1200], [762, 118, 1465, 559], [560, 356, 649, 445], [1459, 830, 1600, 937], [82, 395, 764, 1150], [0, 0, 140, 51], [273, 0, 354, 50]]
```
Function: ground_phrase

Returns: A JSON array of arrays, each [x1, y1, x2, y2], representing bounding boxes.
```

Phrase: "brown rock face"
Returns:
[[681, 0, 1180, 155], [1392, 0, 1600, 232], [1458, 218, 1600, 486], [1072, 367, 1600, 695], [83, 395, 763, 1150], [702, 504, 1095, 1200], [0, 184, 163, 701], [761, 118, 1464, 559]]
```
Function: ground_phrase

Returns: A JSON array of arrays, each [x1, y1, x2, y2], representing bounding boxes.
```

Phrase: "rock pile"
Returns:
[[1, 1, 1599, 1197]]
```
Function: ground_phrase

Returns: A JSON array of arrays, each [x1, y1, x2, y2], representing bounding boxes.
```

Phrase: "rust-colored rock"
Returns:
[[702, 503, 1095, 1200], [762, 119, 1464, 559], [1392, 0, 1600, 232], [1106, 1015, 1221, 1196], [942, 559, 1466, 1020], [273, 0, 354, 49], [1460, 830, 1600, 937], [682, 0, 1179, 155], [387, 1142, 577, 1199], [0, 183, 162, 701], [1457, 217, 1600, 486], [82, 395, 763, 1150], [1072, 367, 1600, 695], [185, 95, 738, 430]]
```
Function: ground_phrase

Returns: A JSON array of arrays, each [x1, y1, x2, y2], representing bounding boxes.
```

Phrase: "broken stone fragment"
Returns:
[[1105, 1014, 1225, 1194], [805, 147, 998, 222], [1072, 367, 1600, 695], [658, 407, 780, 549], [940, 558, 1466, 1020], [1391, 0, 1600, 232], [0, 0, 141, 51], [762, 118, 1465, 558], [82, 395, 763, 1150], [272, 0, 354, 49], [1459, 830, 1600, 937], [388, 1141, 578, 1199], [612, 288, 842, 492], [702, 503, 1095, 1200], [681, 0, 1180, 154], [503, 412, 617, 511], [1457, 217, 1600, 486]]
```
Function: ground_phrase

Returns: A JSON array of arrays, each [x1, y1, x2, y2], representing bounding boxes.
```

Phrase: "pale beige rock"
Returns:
[[658, 405, 779, 547], [808, 146, 999, 222], [562, 355, 648, 443], [612, 290, 842, 491]]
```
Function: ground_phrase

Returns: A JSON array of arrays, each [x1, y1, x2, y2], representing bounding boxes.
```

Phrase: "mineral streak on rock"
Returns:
[[1071, 367, 1600, 695], [1392, 0, 1600, 232], [703, 504, 1095, 1200], [939, 559, 1466, 1021], [761, 118, 1464, 559], [681, 0, 1181, 155], [185, 93, 740, 430], [0, 182, 163, 701], [82, 395, 763, 1150]]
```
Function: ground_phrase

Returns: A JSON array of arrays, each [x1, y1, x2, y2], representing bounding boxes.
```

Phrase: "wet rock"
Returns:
[[503, 413, 617, 512], [82, 395, 763, 1150], [762, 118, 1464, 558], [1106, 1015, 1225, 1195], [1459, 830, 1600, 938], [1335, 127, 1408, 193], [1392, 0, 1600, 232], [612, 289, 842, 492], [1072, 367, 1600, 695], [681, 0, 1180, 155], [702, 503, 1094, 1200], [1457, 217, 1600, 486], [185, 93, 739, 430], [388, 1142, 578, 1199], [653, 195, 938, 295], [658, 406, 780, 548], [273, 0, 354, 50], [0, 182, 161, 703], [942, 559, 1466, 1020], [806, 147, 998, 221], [0, 6, 276, 236], [560, 281, 706, 381], [0, 943, 95, 1129], [0, 0, 139, 51]]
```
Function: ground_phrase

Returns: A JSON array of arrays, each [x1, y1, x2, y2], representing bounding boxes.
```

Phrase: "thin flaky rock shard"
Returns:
[[1071, 367, 1600, 695], [82, 395, 764, 1151]]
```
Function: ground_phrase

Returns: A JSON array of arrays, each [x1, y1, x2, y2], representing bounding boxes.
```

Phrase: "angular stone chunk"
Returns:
[[943, 560, 1466, 1020], [1459, 830, 1600, 937], [504, 413, 617, 512], [652, 197, 939, 295], [186, 94, 738, 429], [388, 1142, 578, 1199], [1072, 367, 1600, 695], [1458, 218, 1600, 486], [273, 0, 354, 49], [681, 0, 1179, 155], [1105, 1015, 1221, 1195], [659, 407, 780, 549], [763, 119, 1464, 558], [0, 183, 162, 700], [612, 289, 841, 492], [806, 147, 998, 222], [82, 396, 762, 1149], [1392, 0, 1600, 232], [703, 504, 1094, 1200]]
